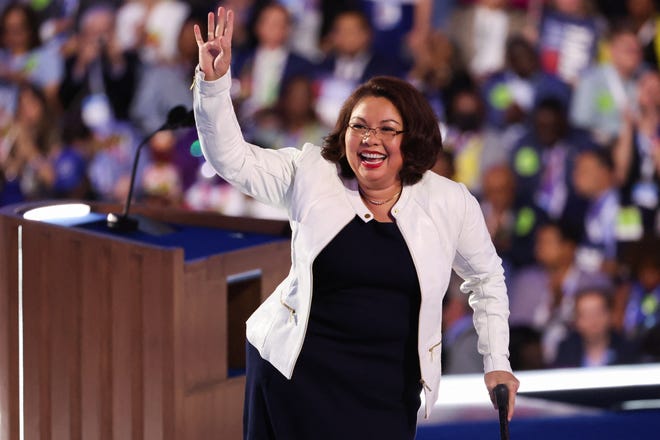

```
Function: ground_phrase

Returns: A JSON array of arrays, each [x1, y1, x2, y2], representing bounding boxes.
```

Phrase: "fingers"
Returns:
[[207, 11, 215, 41], [193, 24, 203, 47], [224, 10, 234, 42], [194, 7, 233, 80], [216, 6, 225, 38], [214, 7, 233, 40], [221, 9, 234, 54], [508, 392, 516, 421], [195, 8, 231, 46]]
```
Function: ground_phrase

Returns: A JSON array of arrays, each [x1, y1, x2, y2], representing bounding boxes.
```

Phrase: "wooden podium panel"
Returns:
[[0, 203, 291, 440]]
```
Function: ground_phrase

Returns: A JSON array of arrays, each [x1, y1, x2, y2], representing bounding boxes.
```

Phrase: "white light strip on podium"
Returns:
[[23, 203, 90, 221], [431, 363, 660, 408], [514, 364, 660, 393]]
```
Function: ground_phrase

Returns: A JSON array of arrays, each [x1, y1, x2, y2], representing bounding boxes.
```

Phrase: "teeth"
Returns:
[[360, 152, 386, 160]]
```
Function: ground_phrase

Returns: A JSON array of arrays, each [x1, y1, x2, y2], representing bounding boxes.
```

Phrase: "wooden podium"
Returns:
[[0, 202, 291, 440]]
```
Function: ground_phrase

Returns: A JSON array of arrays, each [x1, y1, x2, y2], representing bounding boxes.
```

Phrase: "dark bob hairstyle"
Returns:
[[321, 76, 443, 185]]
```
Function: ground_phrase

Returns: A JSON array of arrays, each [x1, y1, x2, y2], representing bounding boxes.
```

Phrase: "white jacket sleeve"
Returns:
[[192, 68, 301, 207], [451, 183, 512, 374]]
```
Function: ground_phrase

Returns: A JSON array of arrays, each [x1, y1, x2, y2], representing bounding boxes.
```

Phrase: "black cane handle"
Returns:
[[494, 384, 510, 440]]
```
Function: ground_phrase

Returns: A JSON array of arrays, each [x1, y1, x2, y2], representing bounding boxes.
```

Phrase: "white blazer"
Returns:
[[193, 69, 512, 417]]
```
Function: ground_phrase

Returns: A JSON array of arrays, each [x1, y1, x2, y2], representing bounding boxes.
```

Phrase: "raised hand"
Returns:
[[193, 7, 234, 82]]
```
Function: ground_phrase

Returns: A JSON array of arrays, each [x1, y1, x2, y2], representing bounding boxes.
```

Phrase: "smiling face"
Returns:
[[344, 96, 404, 190]]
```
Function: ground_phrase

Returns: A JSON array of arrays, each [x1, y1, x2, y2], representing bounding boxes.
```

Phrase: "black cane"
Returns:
[[494, 384, 510, 440]]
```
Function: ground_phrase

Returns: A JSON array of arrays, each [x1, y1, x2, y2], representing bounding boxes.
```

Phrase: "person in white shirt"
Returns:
[[233, 3, 314, 119]]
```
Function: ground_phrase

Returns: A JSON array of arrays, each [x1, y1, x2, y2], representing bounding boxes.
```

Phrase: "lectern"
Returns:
[[0, 201, 291, 440]]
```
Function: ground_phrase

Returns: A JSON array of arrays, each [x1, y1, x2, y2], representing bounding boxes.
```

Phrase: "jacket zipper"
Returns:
[[429, 341, 442, 362], [279, 296, 297, 325]]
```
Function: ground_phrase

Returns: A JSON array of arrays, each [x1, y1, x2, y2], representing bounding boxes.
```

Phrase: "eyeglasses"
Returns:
[[348, 123, 404, 141]]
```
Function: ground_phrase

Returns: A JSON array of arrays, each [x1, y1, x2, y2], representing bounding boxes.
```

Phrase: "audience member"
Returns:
[[233, 2, 315, 119], [50, 109, 93, 200], [0, 3, 63, 116], [315, 9, 405, 126], [313, 0, 357, 52], [58, 4, 140, 124], [553, 286, 638, 368], [481, 35, 571, 131], [443, 86, 502, 193], [537, 0, 601, 86], [570, 25, 643, 146], [278, 0, 324, 62], [480, 164, 546, 273], [620, 236, 660, 343], [31, 0, 92, 50], [317, 9, 401, 83], [114, 0, 190, 64], [406, 29, 457, 120], [249, 75, 329, 149], [0, 83, 57, 205], [448, 0, 527, 79], [509, 221, 612, 364], [140, 130, 183, 207], [509, 98, 590, 226], [86, 121, 144, 203], [360, 0, 433, 66], [130, 11, 201, 135], [613, 70, 660, 238], [572, 148, 620, 274]]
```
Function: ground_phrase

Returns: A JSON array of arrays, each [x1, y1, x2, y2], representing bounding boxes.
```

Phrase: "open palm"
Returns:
[[194, 7, 234, 81]]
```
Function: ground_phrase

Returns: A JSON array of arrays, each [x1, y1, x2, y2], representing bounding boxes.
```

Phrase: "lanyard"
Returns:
[[635, 131, 658, 181]]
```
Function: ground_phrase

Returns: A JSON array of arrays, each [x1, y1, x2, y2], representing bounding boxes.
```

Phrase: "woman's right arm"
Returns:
[[192, 8, 298, 207]]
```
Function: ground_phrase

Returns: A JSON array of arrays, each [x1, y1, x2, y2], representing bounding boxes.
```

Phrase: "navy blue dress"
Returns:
[[244, 216, 423, 439]]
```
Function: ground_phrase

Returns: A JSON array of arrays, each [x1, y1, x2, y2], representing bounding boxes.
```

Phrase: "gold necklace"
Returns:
[[358, 186, 401, 206]]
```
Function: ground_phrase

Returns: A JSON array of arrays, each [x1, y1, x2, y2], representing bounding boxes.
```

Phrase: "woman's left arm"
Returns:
[[193, 70, 300, 207], [451, 183, 520, 420], [192, 8, 300, 207]]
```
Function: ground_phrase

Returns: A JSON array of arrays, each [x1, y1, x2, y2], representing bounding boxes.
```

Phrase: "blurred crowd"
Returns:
[[1, 0, 659, 371]]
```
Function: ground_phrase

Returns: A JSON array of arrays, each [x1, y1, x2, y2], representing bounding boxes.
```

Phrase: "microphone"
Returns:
[[161, 105, 195, 130], [106, 105, 196, 232]]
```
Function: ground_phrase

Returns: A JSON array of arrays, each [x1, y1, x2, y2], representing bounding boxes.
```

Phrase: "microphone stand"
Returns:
[[106, 127, 161, 232], [106, 106, 193, 233]]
